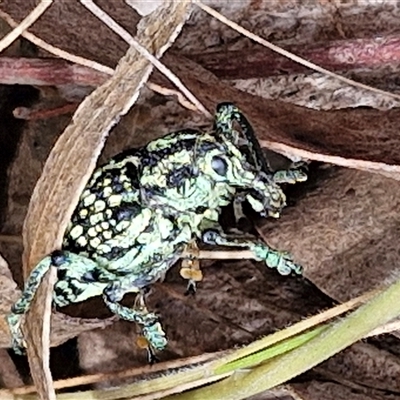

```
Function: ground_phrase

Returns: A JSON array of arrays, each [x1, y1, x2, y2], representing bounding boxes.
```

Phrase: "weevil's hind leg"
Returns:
[[8, 250, 109, 354], [133, 292, 165, 363], [103, 276, 168, 354], [201, 227, 302, 276], [7, 255, 53, 354]]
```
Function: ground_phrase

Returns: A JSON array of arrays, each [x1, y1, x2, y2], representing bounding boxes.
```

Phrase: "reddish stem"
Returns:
[[188, 36, 400, 79]]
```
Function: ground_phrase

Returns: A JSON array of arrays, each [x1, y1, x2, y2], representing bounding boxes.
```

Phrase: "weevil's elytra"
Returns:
[[7, 103, 307, 359]]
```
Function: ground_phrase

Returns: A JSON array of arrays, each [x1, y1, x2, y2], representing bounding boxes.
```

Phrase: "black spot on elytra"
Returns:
[[141, 151, 162, 167], [195, 206, 207, 214], [51, 250, 68, 267], [82, 268, 102, 282], [124, 162, 140, 189], [111, 182, 124, 194], [108, 246, 128, 259], [57, 267, 68, 281], [113, 202, 141, 222]]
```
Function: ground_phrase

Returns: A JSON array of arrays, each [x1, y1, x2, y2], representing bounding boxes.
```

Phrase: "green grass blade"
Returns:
[[166, 278, 400, 400], [215, 324, 328, 375]]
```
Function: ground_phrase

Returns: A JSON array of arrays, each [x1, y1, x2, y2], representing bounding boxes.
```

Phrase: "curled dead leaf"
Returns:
[[13, 1, 192, 399]]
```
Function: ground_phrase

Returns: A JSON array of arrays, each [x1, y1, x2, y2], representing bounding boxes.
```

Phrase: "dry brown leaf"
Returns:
[[0, 253, 19, 348], [17, 1, 192, 399], [2, 54, 400, 179], [257, 168, 400, 303], [0, 349, 23, 389], [291, 381, 390, 400], [195, 1, 400, 102], [319, 342, 400, 393], [152, 54, 400, 179], [126, 0, 163, 16], [186, 36, 400, 81]]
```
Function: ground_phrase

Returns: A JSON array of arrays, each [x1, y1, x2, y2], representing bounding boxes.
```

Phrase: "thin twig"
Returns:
[[147, 82, 201, 112], [259, 139, 400, 179], [0, 0, 53, 53], [79, 0, 211, 118], [0, 9, 114, 75], [0, 234, 22, 244], [13, 103, 79, 120], [194, 0, 400, 101], [6, 351, 226, 395], [181, 249, 255, 259]]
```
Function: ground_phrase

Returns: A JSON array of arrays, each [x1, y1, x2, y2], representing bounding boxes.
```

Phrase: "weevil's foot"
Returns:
[[275, 258, 303, 276], [11, 338, 26, 356], [137, 335, 159, 364], [7, 314, 26, 355], [180, 257, 202, 296], [137, 335, 161, 364], [184, 280, 197, 296], [136, 319, 167, 364], [253, 244, 303, 276], [142, 320, 168, 352]]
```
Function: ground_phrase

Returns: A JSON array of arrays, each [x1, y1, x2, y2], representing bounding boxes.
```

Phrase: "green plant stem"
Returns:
[[215, 325, 327, 375]]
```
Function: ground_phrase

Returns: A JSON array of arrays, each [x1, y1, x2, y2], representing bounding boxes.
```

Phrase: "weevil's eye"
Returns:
[[211, 156, 228, 176]]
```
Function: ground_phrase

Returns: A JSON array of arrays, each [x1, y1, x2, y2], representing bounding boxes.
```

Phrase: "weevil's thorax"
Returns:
[[139, 131, 238, 212]]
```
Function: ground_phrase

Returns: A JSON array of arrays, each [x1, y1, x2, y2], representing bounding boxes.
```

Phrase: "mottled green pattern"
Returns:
[[8, 103, 306, 358]]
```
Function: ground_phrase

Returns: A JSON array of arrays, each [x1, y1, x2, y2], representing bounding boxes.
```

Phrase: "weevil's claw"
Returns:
[[185, 279, 197, 296], [147, 346, 159, 364]]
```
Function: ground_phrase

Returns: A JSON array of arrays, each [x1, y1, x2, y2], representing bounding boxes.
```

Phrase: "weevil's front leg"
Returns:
[[7, 255, 54, 354], [232, 192, 248, 230], [102, 274, 167, 352], [232, 167, 307, 227], [200, 224, 302, 276]]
